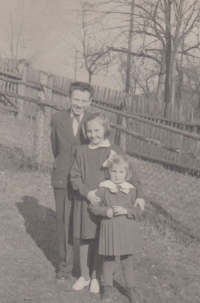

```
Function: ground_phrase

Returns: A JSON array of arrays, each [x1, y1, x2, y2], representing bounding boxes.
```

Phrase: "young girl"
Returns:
[[90, 154, 145, 303], [70, 113, 144, 294]]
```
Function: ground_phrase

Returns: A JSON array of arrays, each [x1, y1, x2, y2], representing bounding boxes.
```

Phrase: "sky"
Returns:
[[0, 0, 121, 89], [0, 0, 198, 92]]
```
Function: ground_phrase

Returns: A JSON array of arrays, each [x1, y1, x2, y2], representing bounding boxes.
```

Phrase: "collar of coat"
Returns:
[[99, 180, 135, 194], [88, 139, 110, 150], [70, 112, 84, 122]]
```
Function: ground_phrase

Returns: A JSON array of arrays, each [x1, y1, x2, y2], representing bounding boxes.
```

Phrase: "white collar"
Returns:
[[88, 139, 110, 150], [70, 112, 84, 121], [99, 180, 135, 194]]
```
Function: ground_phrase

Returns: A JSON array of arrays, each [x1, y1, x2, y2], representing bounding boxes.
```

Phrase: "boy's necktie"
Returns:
[[72, 115, 80, 136]]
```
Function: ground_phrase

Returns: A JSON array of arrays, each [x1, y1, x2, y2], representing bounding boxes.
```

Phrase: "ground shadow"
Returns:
[[113, 279, 127, 296], [113, 278, 146, 303], [16, 196, 59, 271]]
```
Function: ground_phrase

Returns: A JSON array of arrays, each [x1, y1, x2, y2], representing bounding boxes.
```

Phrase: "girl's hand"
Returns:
[[135, 198, 145, 211], [112, 206, 127, 216], [87, 189, 101, 205], [107, 208, 114, 218]]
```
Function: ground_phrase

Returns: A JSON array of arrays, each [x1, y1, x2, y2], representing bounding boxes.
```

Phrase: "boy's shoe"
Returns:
[[55, 271, 70, 282], [101, 285, 114, 302], [72, 277, 90, 291], [126, 286, 140, 303], [90, 279, 100, 294]]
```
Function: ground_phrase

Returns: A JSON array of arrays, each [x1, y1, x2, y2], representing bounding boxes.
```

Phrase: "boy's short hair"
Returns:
[[107, 154, 132, 181], [84, 112, 110, 139], [69, 81, 94, 99]]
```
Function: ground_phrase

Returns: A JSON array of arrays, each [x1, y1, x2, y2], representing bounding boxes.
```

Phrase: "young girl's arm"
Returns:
[[90, 204, 113, 217], [70, 148, 101, 204], [126, 190, 145, 221], [89, 188, 113, 218], [70, 148, 90, 198], [129, 165, 145, 199]]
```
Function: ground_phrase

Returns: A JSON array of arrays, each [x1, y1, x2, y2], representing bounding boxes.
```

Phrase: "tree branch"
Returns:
[[108, 46, 161, 64]]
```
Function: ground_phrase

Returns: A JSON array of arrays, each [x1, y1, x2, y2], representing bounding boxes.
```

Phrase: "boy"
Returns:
[[51, 81, 95, 281]]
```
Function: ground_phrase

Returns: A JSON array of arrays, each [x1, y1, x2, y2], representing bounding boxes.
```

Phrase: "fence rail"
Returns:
[[126, 93, 197, 122], [0, 59, 200, 174], [130, 112, 200, 128], [1, 86, 200, 172]]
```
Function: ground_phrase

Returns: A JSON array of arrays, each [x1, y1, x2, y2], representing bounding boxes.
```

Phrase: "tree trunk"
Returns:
[[163, 0, 172, 118], [170, 0, 184, 116], [125, 0, 135, 94], [120, 0, 135, 152], [176, 60, 183, 107], [156, 54, 166, 103], [170, 51, 177, 114], [176, 38, 185, 107], [88, 72, 92, 84]]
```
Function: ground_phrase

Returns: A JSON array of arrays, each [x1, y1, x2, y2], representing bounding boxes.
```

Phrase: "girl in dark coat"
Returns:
[[70, 113, 144, 294], [90, 154, 145, 303]]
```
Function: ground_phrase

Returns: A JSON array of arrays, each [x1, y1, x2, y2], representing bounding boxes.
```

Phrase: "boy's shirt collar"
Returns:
[[99, 180, 135, 194], [88, 139, 110, 150], [70, 112, 84, 122]]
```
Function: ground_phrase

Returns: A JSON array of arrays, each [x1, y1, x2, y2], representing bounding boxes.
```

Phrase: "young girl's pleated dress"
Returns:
[[90, 180, 142, 257]]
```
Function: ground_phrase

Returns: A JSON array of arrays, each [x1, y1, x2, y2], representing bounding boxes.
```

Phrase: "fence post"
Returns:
[[43, 74, 54, 162], [17, 62, 27, 119], [33, 71, 48, 164], [44, 74, 54, 129]]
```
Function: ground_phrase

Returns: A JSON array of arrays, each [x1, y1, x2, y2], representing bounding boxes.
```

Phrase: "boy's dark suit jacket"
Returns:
[[51, 108, 91, 275], [51, 109, 91, 188]]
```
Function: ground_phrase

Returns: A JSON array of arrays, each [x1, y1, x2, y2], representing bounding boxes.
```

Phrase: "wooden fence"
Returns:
[[0, 58, 200, 173], [125, 94, 200, 172], [126, 93, 197, 122]]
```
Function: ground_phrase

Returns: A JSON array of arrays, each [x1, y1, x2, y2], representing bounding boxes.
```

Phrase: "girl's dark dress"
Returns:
[[70, 143, 123, 240], [90, 180, 143, 256]]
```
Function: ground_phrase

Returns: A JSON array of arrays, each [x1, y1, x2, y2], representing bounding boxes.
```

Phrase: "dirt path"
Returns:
[[0, 170, 199, 303]]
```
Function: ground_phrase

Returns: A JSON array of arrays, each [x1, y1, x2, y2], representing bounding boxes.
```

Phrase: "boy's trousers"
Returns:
[[54, 187, 74, 274]]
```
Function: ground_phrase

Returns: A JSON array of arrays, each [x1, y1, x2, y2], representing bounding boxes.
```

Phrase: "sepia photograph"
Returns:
[[0, 1, 199, 302]]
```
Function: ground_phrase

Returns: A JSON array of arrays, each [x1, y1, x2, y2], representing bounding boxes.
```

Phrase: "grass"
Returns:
[[0, 112, 200, 303], [0, 167, 199, 303], [128, 156, 200, 239]]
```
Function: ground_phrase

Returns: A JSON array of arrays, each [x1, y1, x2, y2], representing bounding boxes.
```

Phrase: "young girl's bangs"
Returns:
[[107, 155, 132, 181]]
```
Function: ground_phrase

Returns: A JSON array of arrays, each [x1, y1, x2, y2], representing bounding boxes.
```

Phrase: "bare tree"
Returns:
[[170, 0, 200, 108], [0, 8, 50, 68], [2, 13, 25, 61], [103, 0, 200, 112], [119, 53, 158, 96], [69, 1, 114, 83], [70, 0, 200, 116]]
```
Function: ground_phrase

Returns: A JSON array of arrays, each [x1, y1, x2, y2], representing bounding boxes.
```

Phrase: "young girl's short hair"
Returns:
[[107, 154, 132, 181], [84, 112, 110, 139]]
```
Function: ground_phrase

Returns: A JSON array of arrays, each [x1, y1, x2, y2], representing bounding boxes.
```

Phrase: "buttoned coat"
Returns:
[[51, 109, 91, 188], [90, 185, 143, 256]]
